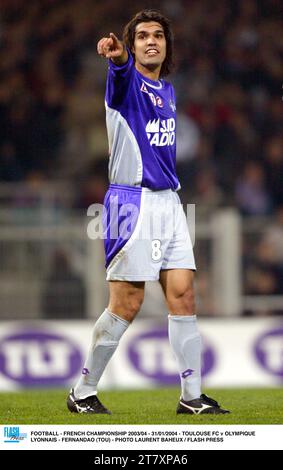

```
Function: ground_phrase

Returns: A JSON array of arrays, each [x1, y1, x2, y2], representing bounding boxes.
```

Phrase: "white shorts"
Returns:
[[103, 184, 196, 281]]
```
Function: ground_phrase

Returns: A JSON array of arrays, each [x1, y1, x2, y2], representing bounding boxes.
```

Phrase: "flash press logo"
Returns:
[[4, 426, 27, 443]]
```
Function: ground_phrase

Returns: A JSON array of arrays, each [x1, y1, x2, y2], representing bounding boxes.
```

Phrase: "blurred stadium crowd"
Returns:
[[0, 0, 282, 311]]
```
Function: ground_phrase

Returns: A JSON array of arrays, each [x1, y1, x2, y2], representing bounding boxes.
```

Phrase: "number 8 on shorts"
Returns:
[[151, 239, 162, 261]]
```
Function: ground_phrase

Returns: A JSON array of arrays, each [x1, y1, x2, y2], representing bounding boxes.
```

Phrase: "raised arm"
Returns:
[[97, 32, 128, 66]]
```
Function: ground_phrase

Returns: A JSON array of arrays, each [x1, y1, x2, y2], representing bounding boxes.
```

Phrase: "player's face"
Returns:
[[132, 22, 166, 72]]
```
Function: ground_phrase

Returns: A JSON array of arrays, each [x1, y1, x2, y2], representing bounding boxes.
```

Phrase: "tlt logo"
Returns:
[[254, 327, 283, 379], [127, 328, 215, 384], [0, 330, 82, 386]]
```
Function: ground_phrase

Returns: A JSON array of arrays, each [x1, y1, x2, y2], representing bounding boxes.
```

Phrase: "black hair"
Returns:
[[123, 9, 174, 77]]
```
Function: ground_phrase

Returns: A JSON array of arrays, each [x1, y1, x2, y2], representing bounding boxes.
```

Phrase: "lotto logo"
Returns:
[[146, 118, 176, 146]]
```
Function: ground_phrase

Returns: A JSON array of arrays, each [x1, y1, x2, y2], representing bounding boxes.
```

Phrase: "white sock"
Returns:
[[74, 308, 129, 399], [168, 314, 201, 401]]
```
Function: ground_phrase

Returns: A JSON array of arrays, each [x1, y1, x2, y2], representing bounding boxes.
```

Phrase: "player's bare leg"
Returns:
[[108, 280, 145, 323], [159, 268, 195, 315], [160, 269, 229, 414]]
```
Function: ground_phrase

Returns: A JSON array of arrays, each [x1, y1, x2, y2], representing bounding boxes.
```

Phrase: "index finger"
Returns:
[[109, 32, 119, 44]]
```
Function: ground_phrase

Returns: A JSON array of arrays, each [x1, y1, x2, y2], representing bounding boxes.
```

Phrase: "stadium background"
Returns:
[[0, 0, 282, 395]]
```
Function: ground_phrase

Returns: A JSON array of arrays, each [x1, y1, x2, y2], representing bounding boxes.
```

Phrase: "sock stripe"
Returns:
[[168, 314, 197, 322], [106, 309, 130, 326]]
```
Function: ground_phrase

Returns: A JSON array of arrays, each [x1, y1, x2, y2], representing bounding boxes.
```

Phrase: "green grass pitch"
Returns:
[[0, 387, 282, 425]]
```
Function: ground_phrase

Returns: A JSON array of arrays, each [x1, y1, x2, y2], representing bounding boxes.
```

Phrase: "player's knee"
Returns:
[[126, 291, 144, 318], [167, 287, 195, 315], [182, 288, 195, 313], [112, 290, 144, 322]]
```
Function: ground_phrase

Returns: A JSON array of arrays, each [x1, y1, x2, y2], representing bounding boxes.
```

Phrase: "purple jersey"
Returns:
[[105, 50, 180, 191]]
